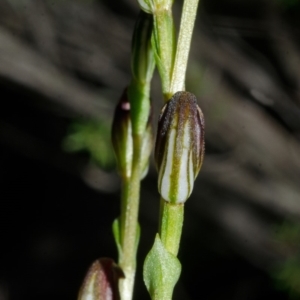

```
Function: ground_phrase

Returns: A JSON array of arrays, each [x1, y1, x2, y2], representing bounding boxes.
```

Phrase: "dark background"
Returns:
[[1, 0, 300, 299]]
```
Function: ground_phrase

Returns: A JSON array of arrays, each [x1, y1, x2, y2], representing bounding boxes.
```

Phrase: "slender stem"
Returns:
[[120, 178, 130, 244], [119, 135, 143, 300], [159, 197, 184, 257], [170, 0, 200, 94]]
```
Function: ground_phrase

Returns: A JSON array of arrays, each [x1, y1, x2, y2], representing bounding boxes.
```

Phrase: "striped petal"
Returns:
[[155, 91, 205, 203]]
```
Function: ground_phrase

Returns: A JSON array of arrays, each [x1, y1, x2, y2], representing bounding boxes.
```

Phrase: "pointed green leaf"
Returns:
[[143, 234, 181, 300], [113, 219, 141, 260], [151, 34, 168, 94], [112, 218, 122, 259]]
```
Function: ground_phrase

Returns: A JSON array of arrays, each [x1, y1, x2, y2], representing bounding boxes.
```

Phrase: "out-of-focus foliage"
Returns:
[[63, 120, 115, 170], [273, 223, 300, 298], [276, 0, 300, 8]]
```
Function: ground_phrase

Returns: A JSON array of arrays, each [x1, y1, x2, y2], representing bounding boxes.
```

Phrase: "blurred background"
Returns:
[[1, 0, 300, 299]]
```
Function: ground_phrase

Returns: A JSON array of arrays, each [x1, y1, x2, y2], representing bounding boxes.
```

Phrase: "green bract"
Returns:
[[155, 91, 205, 203], [129, 11, 155, 136], [131, 12, 155, 85], [143, 235, 181, 300]]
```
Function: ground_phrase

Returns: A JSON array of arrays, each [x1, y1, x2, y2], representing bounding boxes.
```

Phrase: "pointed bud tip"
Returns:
[[78, 258, 124, 300]]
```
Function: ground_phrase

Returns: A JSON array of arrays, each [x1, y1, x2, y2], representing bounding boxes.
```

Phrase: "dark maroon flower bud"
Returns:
[[112, 88, 153, 180], [78, 258, 124, 300], [111, 88, 133, 179]]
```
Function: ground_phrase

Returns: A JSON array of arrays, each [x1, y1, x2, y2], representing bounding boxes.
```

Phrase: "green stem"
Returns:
[[170, 0, 200, 94], [119, 135, 143, 300], [159, 197, 184, 256], [119, 177, 131, 249]]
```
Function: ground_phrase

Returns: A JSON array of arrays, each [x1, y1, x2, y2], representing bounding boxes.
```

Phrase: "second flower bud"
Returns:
[[112, 88, 153, 180]]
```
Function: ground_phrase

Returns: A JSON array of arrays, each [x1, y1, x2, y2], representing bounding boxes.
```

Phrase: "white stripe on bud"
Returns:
[[155, 92, 205, 203]]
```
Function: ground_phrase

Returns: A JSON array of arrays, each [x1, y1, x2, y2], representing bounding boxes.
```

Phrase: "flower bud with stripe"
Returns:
[[155, 91, 205, 204], [140, 116, 153, 179]]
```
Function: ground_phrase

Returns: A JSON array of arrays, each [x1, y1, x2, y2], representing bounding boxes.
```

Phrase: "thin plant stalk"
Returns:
[[159, 197, 184, 257], [158, 0, 201, 258], [118, 136, 143, 300], [115, 11, 154, 300], [170, 0, 200, 94]]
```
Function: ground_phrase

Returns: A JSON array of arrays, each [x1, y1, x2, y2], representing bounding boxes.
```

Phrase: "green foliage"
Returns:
[[143, 235, 181, 300], [272, 222, 300, 298], [275, 258, 300, 298], [276, 0, 300, 8], [129, 11, 154, 136], [63, 119, 115, 170]]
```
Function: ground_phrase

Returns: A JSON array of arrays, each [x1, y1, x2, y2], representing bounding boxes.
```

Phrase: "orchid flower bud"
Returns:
[[140, 118, 153, 179], [78, 258, 124, 300], [112, 88, 153, 180], [111, 89, 133, 179], [155, 91, 205, 204], [131, 11, 154, 85]]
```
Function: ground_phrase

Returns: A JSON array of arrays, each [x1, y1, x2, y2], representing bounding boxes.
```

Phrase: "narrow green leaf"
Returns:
[[150, 34, 168, 94], [112, 218, 122, 259], [113, 218, 141, 261], [151, 10, 176, 96], [143, 234, 181, 300], [129, 11, 154, 136]]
